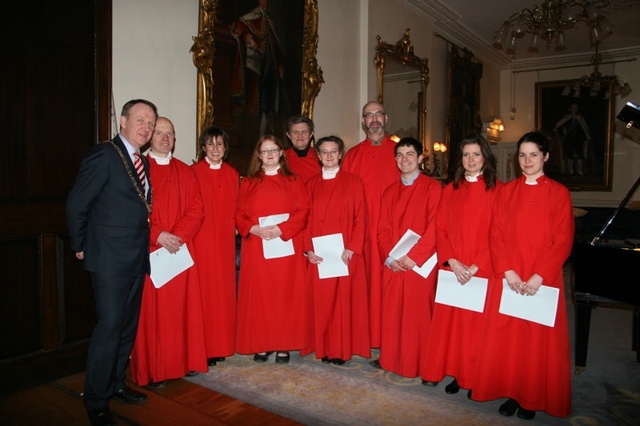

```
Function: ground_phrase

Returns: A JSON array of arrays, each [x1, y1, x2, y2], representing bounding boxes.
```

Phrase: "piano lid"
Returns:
[[591, 101, 640, 245]]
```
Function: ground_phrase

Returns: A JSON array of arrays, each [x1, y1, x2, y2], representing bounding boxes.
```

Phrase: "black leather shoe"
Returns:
[[147, 379, 165, 389], [275, 351, 290, 363], [185, 371, 199, 377], [421, 380, 439, 386], [330, 358, 345, 365], [517, 407, 536, 420], [321, 356, 330, 363], [89, 410, 116, 426], [253, 352, 273, 362], [212, 357, 226, 362], [467, 390, 473, 399], [444, 378, 460, 394], [207, 358, 217, 366], [113, 387, 147, 404], [369, 359, 382, 369], [498, 398, 519, 417]]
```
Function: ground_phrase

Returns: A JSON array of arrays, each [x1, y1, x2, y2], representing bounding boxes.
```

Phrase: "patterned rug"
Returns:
[[187, 275, 640, 425]]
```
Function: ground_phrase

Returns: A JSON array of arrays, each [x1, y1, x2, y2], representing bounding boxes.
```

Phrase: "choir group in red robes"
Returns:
[[421, 136, 502, 395], [472, 132, 574, 419], [342, 101, 399, 348], [235, 135, 310, 363], [127, 109, 572, 420], [130, 118, 208, 387], [191, 126, 240, 366], [301, 136, 371, 365], [375, 138, 442, 378]]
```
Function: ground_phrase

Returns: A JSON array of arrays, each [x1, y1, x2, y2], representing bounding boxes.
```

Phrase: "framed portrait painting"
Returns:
[[191, 0, 323, 175], [535, 80, 614, 191], [444, 46, 483, 180]]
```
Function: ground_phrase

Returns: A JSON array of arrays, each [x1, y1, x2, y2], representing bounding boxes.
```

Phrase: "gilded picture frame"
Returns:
[[191, 0, 323, 174], [535, 80, 614, 191]]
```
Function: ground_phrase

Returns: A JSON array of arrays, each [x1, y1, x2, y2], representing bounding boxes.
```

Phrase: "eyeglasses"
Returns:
[[362, 111, 386, 119], [319, 149, 340, 156], [259, 148, 280, 155]]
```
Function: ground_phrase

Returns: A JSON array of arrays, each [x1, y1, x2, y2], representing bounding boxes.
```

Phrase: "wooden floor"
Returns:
[[0, 371, 301, 425]]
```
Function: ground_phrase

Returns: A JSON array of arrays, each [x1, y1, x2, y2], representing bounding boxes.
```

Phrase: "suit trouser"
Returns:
[[83, 268, 145, 414]]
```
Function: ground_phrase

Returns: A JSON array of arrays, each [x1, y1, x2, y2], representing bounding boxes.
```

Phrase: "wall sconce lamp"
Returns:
[[486, 118, 505, 142], [430, 141, 447, 177], [389, 134, 401, 142]]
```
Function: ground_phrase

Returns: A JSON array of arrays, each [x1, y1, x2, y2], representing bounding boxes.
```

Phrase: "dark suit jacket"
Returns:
[[66, 135, 152, 277]]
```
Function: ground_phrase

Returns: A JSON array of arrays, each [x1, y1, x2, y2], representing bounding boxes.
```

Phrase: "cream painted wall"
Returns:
[[498, 56, 640, 206], [113, 0, 199, 163]]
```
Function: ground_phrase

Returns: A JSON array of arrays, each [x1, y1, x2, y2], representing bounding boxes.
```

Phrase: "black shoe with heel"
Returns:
[[275, 351, 290, 363], [444, 378, 460, 394], [498, 398, 519, 417]]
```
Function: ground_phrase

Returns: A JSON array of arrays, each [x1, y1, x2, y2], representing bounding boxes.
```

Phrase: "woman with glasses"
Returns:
[[235, 135, 310, 364], [301, 136, 371, 365]]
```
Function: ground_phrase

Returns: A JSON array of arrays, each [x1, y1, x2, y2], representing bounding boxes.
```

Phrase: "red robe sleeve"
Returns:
[[278, 177, 310, 242], [406, 177, 441, 266], [235, 178, 255, 239], [169, 166, 204, 244], [435, 183, 456, 266], [535, 181, 574, 283], [345, 174, 367, 255]]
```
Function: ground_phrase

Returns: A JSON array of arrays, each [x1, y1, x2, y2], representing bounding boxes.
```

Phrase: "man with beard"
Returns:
[[342, 101, 400, 349]]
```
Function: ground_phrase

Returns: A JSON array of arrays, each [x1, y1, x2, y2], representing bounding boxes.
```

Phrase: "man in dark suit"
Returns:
[[67, 99, 157, 426]]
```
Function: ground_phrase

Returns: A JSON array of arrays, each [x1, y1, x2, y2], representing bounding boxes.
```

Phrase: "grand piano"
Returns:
[[572, 101, 640, 373]]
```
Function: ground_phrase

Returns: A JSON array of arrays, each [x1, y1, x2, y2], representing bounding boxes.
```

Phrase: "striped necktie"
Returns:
[[134, 153, 146, 190]]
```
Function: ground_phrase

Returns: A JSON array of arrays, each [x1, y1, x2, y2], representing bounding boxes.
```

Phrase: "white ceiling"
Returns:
[[400, 0, 640, 68]]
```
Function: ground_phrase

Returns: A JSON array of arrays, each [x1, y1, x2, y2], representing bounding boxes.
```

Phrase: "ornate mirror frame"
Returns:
[[375, 29, 430, 164], [190, 0, 323, 167]]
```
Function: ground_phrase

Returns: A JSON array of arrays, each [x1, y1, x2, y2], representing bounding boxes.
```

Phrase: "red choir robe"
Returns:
[[191, 160, 239, 358], [301, 169, 371, 361], [472, 175, 574, 417], [131, 156, 208, 385], [285, 148, 321, 183], [377, 173, 442, 378], [342, 135, 399, 347], [235, 171, 310, 354], [421, 176, 502, 388]]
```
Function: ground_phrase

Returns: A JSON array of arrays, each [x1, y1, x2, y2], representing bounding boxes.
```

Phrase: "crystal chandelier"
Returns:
[[492, 0, 626, 54]]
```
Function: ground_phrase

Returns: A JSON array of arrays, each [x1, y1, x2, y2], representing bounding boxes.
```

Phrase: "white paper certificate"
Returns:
[[259, 213, 294, 259], [434, 270, 488, 313], [389, 229, 437, 278], [149, 243, 194, 289], [311, 233, 349, 279], [498, 279, 559, 327]]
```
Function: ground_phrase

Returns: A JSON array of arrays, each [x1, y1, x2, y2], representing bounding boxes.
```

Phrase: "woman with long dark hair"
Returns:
[[421, 135, 501, 397]]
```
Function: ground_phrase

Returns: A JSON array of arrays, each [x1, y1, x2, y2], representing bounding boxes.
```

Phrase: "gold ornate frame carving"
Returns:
[[190, 0, 323, 161], [375, 29, 430, 160]]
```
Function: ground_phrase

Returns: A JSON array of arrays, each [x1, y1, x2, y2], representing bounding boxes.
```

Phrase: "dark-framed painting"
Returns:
[[191, 0, 323, 175], [444, 46, 483, 180], [535, 80, 614, 191]]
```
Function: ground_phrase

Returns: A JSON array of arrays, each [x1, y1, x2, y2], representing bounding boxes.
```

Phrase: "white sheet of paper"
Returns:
[[498, 279, 559, 327], [434, 270, 488, 313], [259, 213, 294, 259], [389, 229, 437, 278], [412, 253, 438, 278], [149, 243, 194, 289], [311, 233, 349, 279], [389, 229, 421, 259]]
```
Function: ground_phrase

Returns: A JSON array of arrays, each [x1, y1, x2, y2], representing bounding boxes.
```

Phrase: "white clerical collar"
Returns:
[[465, 171, 483, 182], [322, 166, 339, 180], [149, 150, 172, 165], [262, 165, 280, 176], [205, 157, 222, 169], [524, 173, 544, 185]]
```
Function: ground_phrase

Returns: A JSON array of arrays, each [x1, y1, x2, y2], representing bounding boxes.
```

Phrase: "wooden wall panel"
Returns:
[[0, 0, 111, 397]]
